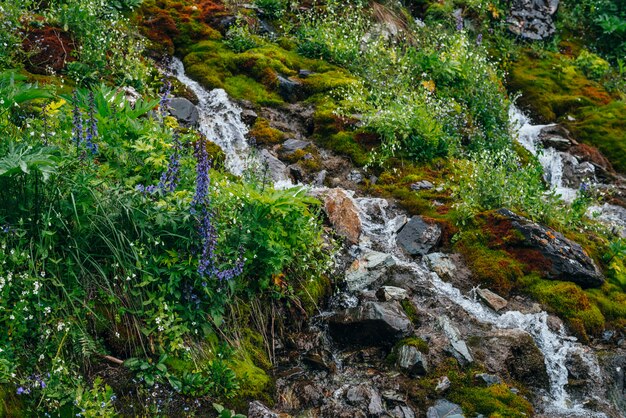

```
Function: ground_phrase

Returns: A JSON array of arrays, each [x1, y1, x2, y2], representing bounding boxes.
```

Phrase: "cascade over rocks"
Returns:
[[327, 301, 414, 347], [507, 0, 559, 40], [497, 208, 604, 288]]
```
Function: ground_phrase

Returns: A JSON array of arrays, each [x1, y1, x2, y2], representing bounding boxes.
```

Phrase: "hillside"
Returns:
[[0, 0, 625, 417]]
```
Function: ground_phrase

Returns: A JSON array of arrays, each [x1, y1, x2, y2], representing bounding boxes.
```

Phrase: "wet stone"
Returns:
[[426, 399, 465, 418], [345, 250, 395, 291], [396, 216, 441, 256], [475, 373, 502, 386], [328, 301, 414, 347], [376, 286, 409, 302], [397, 345, 428, 376], [476, 288, 508, 312]]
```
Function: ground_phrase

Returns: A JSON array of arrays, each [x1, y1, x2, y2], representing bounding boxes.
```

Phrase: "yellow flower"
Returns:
[[421, 80, 436, 93]]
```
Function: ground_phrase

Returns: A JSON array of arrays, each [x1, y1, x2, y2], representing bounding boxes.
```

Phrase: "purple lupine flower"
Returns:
[[157, 135, 182, 193], [84, 91, 98, 154], [159, 80, 172, 120], [476, 33, 483, 45], [192, 136, 244, 280], [579, 182, 590, 194], [456, 14, 463, 31]]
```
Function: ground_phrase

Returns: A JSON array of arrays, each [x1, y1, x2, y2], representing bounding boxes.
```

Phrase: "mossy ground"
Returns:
[[452, 210, 626, 341], [508, 48, 626, 172], [403, 359, 534, 418]]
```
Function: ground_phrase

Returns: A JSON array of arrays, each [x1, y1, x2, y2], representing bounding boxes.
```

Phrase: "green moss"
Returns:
[[518, 275, 605, 340], [454, 228, 525, 296], [295, 275, 332, 316], [300, 70, 356, 94], [224, 75, 283, 107], [564, 101, 626, 172], [248, 119, 285, 145], [508, 50, 612, 122], [397, 337, 430, 354], [229, 328, 273, 407], [449, 383, 534, 418], [400, 299, 419, 324], [316, 131, 370, 166]]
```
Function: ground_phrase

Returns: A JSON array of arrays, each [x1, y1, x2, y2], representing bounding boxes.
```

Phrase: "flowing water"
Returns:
[[509, 106, 579, 202], [171, 60, 612, 417], [355, 197, 607, 417], [169, 57, 250, 175]]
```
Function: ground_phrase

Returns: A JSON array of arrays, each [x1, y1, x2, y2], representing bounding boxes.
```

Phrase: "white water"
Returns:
[[170, 57, 250, 175], [355, 197, 607, 417], [510, 107, 580, 202], [169, 59, 609, 417]]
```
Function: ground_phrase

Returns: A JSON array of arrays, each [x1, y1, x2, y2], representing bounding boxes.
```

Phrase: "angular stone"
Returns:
[[345, 250, 395, 291], [397, 345, 428, 375], [281, 138, 311, 154], [240, 108, 258, 126], [259, 149, 290, 183], [476, 288, 508, 312], [426, 399, 465, 418], [323, 188, 362, 246], [168, 97, 199, 127], [328, 301, 414, 347], [346, 384, 384, 416], [497, 208, 604, 288], [411, 180, 434, 191], [248, 401, 279, 418], [396, 216, 441, 256], [390, 405, 416, 418], [376, 286, 409, 302], [475, 373, 502, 386], [438, 316, 473, 365], [277, 74, 304, 102], [482, 329, 549, 390], [424, 253, 457, 281], [435, 376, 451, 393]]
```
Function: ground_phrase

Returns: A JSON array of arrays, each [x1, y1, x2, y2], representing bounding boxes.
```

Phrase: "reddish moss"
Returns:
[[22, 25, 75, 74]]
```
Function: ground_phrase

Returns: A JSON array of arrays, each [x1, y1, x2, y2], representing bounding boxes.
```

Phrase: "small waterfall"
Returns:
[[169, 57, 250, 175], [509, 107, 579, 201], [169, 58, 612, 417], [355, 197, 607, 417]]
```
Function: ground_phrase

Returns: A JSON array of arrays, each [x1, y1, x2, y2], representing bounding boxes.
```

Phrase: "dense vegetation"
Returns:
[[0, 0, 625, 416]]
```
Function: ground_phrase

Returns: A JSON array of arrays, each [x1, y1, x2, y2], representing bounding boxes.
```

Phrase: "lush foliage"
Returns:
[[295, 1, 511, 164], [0, 60, 329, 417]]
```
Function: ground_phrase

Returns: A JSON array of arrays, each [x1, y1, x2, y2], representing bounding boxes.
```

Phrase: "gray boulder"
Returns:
[[507, 0, 560, 40], [248, 401, 279, 418], [328, 301, 414, 347], [281, 138, 311, 154], [397, 345, 429, 375], [345, 250, 396, 291], [497, 208, 604, 288], [438, 316, 473, 365], [346, 384, 384, 416], [259, 149, 290, 183], [168, 97, 199, 127], [396, 216, 441, 256], [427, 399, 465, 418], [277, 74, 304, 102]]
